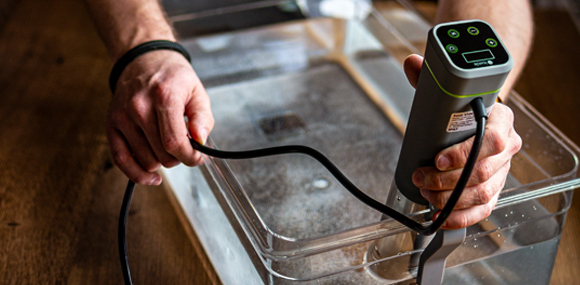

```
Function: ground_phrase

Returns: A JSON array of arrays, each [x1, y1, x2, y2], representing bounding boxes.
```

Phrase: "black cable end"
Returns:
[[470, 97, 488, 119], [119, 180, 136, 285]]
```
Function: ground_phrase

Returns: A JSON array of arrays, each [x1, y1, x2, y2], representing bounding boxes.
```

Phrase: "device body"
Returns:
[[394, 20, 513, 205]]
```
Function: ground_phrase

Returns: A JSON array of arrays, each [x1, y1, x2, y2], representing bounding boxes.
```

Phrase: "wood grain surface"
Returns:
[[0, 0, 579, 284], [0, 0, 218, 284]]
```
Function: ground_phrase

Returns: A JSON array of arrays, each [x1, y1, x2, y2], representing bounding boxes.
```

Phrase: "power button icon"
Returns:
[[486, 38, 498, 48], [448, 29, 460, 38], [446, 44, 458, 53], [467, 26, 479, 35]]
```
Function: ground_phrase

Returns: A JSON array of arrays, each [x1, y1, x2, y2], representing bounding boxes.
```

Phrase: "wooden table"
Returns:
[[0, 1, 218, 284], [0, 0, 578, 284]]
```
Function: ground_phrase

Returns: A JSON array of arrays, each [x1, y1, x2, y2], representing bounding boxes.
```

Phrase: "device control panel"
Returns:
[[435, 21, 509, 69]]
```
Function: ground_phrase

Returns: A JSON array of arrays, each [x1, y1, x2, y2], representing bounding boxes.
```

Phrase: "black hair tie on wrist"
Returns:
[[109, 40, 191, 94]]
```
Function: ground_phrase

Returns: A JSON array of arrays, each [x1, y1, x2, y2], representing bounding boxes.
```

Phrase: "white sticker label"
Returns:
[[446, 106, 493, 133]]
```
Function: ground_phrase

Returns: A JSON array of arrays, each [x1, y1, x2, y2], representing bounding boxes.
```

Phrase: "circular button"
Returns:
[[467, 26, 479, 35], [486, 38, 498, 47], [446, 44, 458, 53], [448, 29, 460, 38]]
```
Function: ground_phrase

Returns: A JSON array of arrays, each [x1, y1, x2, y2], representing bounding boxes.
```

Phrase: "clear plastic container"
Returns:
[[164, 1, 580, 284]]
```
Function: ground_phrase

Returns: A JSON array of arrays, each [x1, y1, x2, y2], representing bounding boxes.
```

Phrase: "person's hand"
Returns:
[[403, 54, 522, 229], [107, 50, 214, 185]]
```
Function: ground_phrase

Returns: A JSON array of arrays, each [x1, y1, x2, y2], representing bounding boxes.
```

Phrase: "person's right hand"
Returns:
[[106, 49, 214, 185], [403, 54, 522, 229]]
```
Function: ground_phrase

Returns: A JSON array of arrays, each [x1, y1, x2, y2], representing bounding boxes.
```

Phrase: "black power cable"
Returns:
[[119, 97, 488, 284], [119, 180, 135, 285]]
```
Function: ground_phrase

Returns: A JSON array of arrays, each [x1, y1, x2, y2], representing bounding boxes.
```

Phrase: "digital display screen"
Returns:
[[462, 49, 494, 63]]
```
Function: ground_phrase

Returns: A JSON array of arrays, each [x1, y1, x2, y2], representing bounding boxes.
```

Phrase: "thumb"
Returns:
[[185, 87, 214, 145], [403, 54, 424, 88]]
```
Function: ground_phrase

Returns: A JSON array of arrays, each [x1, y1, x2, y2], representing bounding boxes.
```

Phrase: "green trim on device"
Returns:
[[424, 60, 501, 98]]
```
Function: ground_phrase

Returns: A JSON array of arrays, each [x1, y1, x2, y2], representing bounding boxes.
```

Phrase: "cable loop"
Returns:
[[119, 97, 488, 284]]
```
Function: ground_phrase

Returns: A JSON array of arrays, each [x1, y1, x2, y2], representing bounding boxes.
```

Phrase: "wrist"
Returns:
[[111, 30, 176, 61], [110, 40, 191, 93], [113, 32, 176, 61]]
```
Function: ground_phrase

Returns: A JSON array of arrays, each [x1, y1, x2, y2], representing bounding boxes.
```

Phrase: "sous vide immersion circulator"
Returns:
[[370, 19, 513, 285]]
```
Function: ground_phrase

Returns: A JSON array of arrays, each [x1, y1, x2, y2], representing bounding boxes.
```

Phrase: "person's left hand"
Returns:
[[106, 50, 214, 185], [403, 54, 522, 229]]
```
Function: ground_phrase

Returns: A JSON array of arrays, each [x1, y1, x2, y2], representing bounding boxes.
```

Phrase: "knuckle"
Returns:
[[181, 155, 200, 167], [482, 203, 494, 218], [476, 183, 494, 205], [504, 105, 515, 122], [112, 151, 131, 168], [434, 192, 447, 209], [486, 128, 507, 155], [510, 131, 523, 154], [162, 136, 183, 153], [456, 141, 472, 166], [207, 116, 215, 130], [153, 82, 174, 105], [191, 77, 204, 90], [456, 214, 470, 229], [475, 160, 494, 183], [432, 174, 445, 190], [128, 97, 148, 120], [160, 157, 180, 168]]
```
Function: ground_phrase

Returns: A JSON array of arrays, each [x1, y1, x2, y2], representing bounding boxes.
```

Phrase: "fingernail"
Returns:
[[198, 128, 208, 145], [432, 210, 441, 222], [412, 171, 424, 187], [433, 213, 448, 228], [436, 155, 451, 170], [152, 176, 162, 185]]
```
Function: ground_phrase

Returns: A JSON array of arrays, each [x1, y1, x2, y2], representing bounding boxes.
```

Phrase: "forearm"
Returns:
[[435, 0, 534, 100], [84, 0, 175, 60]]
